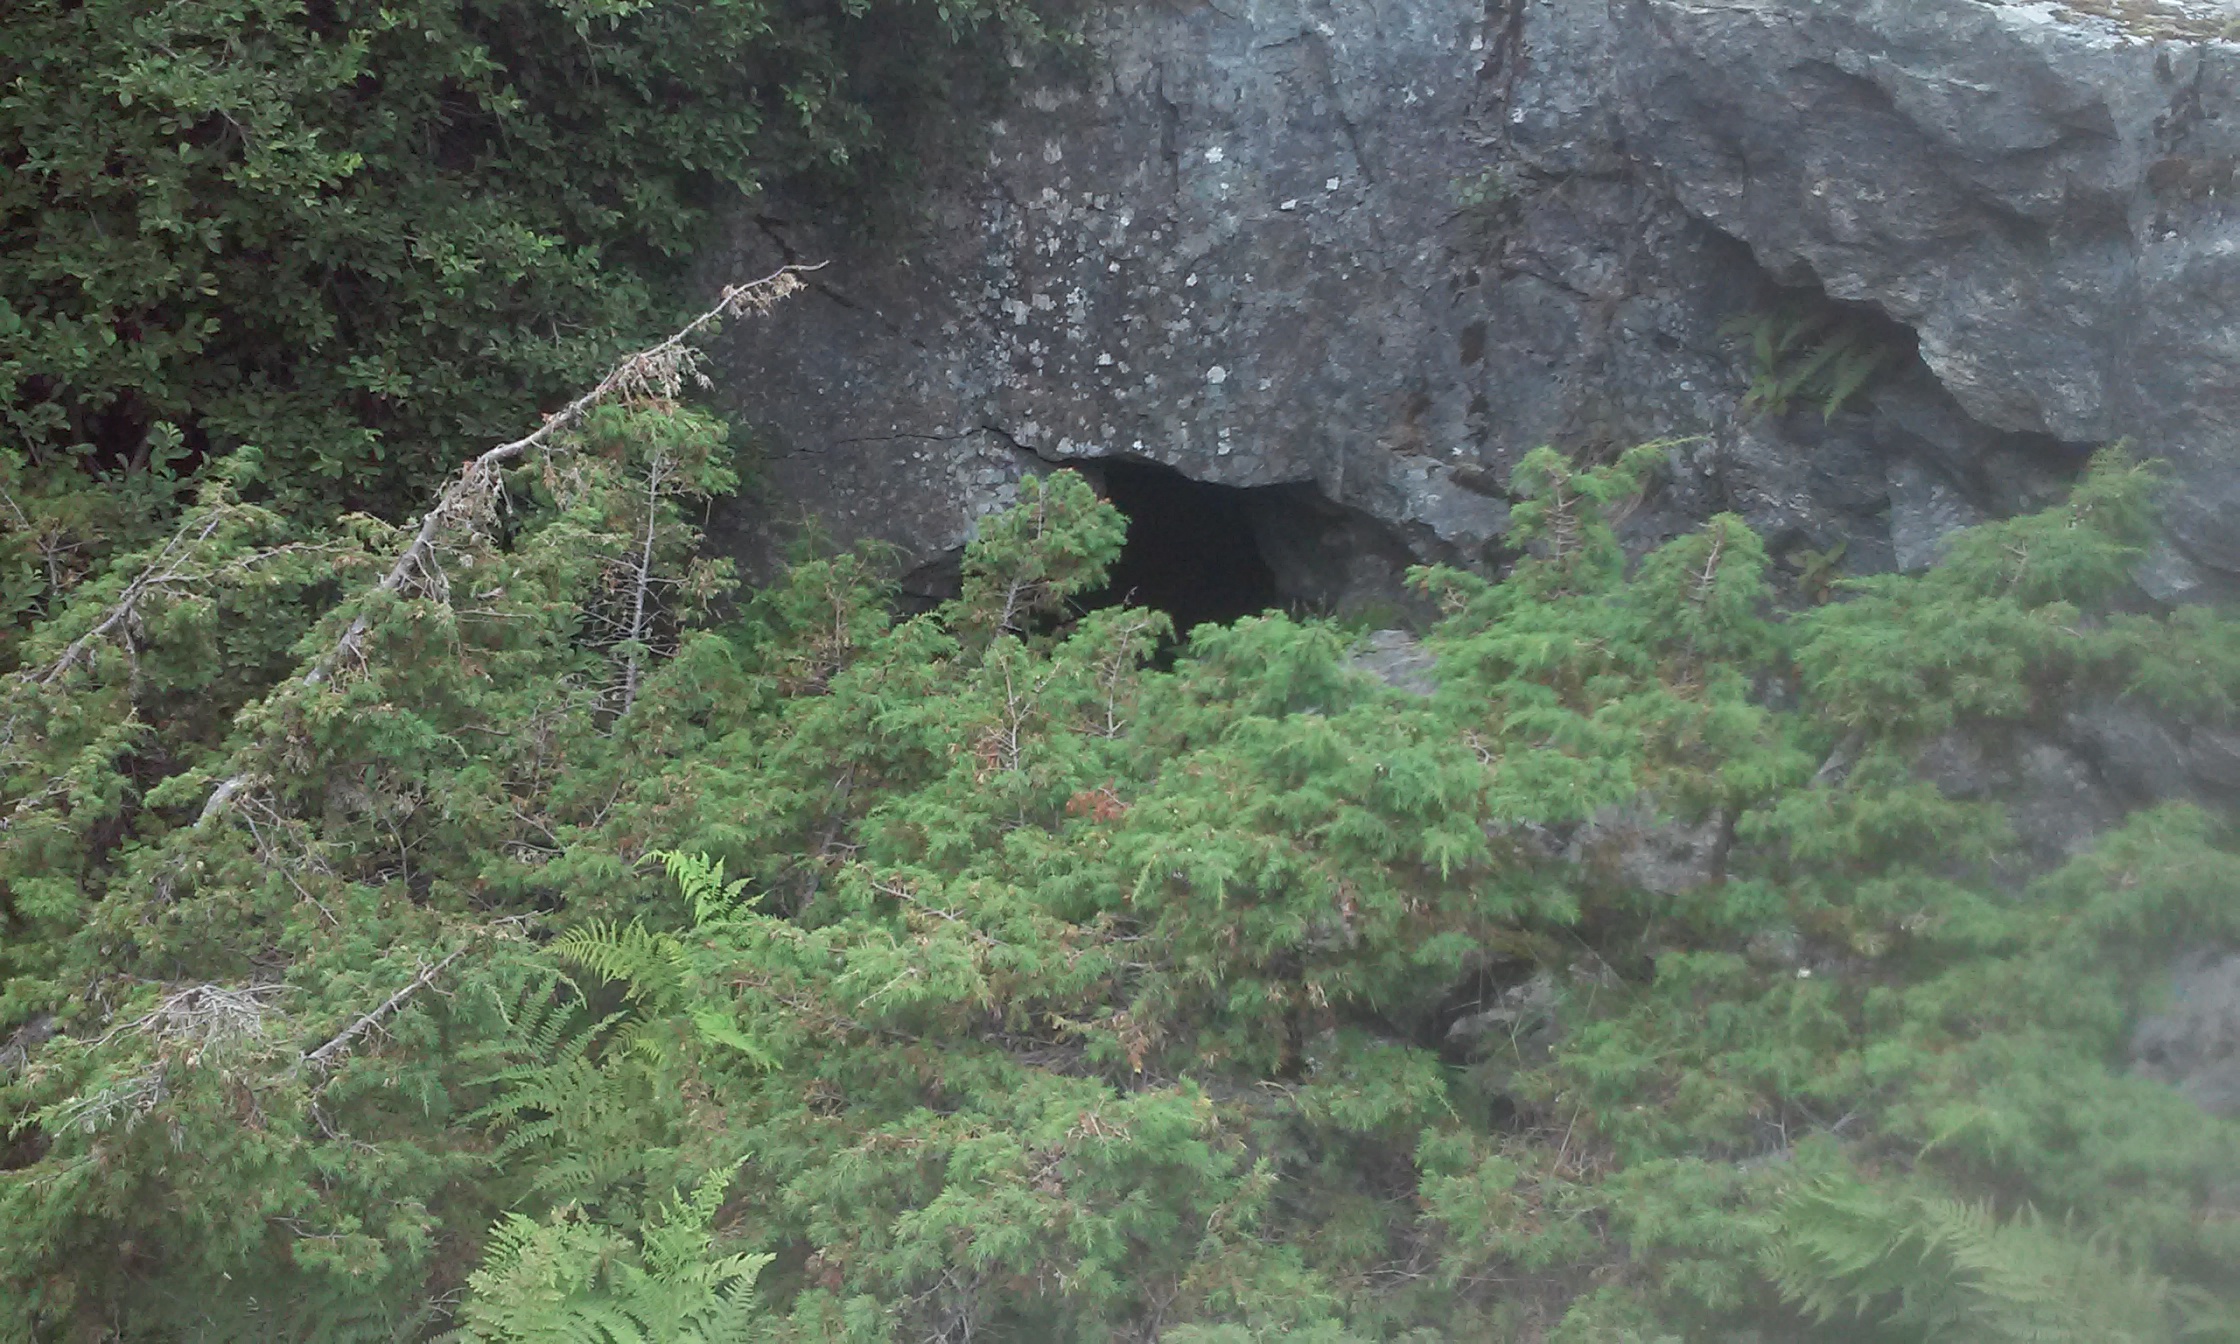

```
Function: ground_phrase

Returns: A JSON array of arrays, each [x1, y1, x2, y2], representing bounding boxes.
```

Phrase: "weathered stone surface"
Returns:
[[1563, 800, 1731, 895], [2133, 951, 2240, 1118], [1444, 970, 1559, 1052], [1610, 0, 2240, 589], [2064, 700, 2240, 798], [1916, 727, 2126, 861], [1346, 628, 1439, 696], [708, 0, 1532, 592], [703, 0, 2236, 601]]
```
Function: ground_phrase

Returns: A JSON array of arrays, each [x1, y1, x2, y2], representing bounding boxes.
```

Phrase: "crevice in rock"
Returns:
[[1299, 31, 1379, 186], [1075, 460, 1287, 634], [1153, 61, 1184, 205], [897, 551, 964, 615], [897, 458, 1428, 635], [1693, 266, 2094, 587], [1720, 281, 1920, 421], [1473, 0, 1531, 130], [1072, 459, 1433, 634]]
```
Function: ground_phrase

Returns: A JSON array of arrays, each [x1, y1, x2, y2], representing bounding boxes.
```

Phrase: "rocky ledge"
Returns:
[[704, 0, 2238, 605]]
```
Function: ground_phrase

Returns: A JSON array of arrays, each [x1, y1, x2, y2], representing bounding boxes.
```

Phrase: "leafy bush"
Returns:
[[1, 0, 1050, 669], [6, 426, 2234, 1338]]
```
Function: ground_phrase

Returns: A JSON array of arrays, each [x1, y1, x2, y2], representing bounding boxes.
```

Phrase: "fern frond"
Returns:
[[685, 1008, 777, 1070], [1819, 342, 1894, 421], [552, 919, 684, 1005], [657, 849, 755, 927], [449, 1165, 769, 1344], [1767, 1179, 2180, 1343], [1726, 299, 1901, 419]]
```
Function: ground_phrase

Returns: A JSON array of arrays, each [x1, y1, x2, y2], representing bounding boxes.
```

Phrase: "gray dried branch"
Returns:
[[197, 265, 817, 827], [23, 509, 233, 687], [11, 506, 340, 726], [100, 982, 290, 1060], [303, 263, 818, 691], [300, 944, 469, 1075], [616, 448, 667, 719], [53, 983, 291, 1133]]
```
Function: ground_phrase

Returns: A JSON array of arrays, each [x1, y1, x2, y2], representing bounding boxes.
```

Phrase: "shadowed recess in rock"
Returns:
[[897, 459, 1426, 630], [1077, 460, 1283, 635]]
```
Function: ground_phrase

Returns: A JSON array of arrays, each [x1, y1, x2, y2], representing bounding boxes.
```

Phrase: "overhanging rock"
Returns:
[[701, 0, 2237, 601], [1609, 0, 2240, 594]]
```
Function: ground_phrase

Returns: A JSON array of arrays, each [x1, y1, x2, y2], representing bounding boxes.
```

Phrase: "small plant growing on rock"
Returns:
[[1725, 297, 1906, 421]]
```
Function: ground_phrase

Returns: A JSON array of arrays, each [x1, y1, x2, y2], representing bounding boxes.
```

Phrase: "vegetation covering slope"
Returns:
[[5, 2, 2239, 1338], [2, 0, 1048, 652], [3, 405, 2237, 1337]]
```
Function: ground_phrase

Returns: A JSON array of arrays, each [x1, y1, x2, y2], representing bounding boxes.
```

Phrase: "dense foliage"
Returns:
[[3, 398, 2235, 1336], [5, 4, 2238, 1335], [1, 0, 1048, 660]]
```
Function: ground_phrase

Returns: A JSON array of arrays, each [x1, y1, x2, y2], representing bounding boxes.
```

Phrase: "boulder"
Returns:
[[2132, 951, 2240, 1118], [1611, 0, 2240, 594]]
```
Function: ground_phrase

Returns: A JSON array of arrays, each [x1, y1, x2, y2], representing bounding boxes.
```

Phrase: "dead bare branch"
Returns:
[[617, 449, 667, 719], [300, 944, 470, 1075], [25, 510, 232, 687], [97, 982, 290, 1057], [305, 263, 818, 691], [196, 265, 818, 826]]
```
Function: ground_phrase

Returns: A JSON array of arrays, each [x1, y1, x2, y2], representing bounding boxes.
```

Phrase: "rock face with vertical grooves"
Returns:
[[1604, 0, 2240, 594], [703, 0, 2237, 603]]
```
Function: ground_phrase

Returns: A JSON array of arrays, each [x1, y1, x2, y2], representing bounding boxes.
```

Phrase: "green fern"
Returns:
[[1765, 1178, 2180, 1342], [462, 986, 644, 1197], [551, 918, 688, 1009], [467, 858, 777, 1202], [445, 1162, 770, 1344], [549, 854, 753, 1009], [546, 855, 775, 1069], [1790, 538, 1848, 604], [659, 850, 753, 926], [1724, 301, 1901, 421]]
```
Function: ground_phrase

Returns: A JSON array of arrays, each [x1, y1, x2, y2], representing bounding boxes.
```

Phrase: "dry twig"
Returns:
[[304, 263, 817, 691], [301, 945, 470, 1075], [25, 510, 232, 687], [197, 265, 817, 827]]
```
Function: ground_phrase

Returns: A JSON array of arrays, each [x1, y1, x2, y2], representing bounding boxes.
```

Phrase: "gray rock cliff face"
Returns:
[[1608, 0, 2240, 593], [2132, 951, 2240, 1118], [700, 0, 2240, 1117], [704, 0, 2238, 604]]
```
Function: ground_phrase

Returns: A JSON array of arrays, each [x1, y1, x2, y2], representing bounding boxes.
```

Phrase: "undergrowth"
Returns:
[[2, 437, 2235, 1340]]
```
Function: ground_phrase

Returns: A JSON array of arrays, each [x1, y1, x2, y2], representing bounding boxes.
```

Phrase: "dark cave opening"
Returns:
[[1078, 460, 1284, 635], [897, 459, 1431, 635]]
